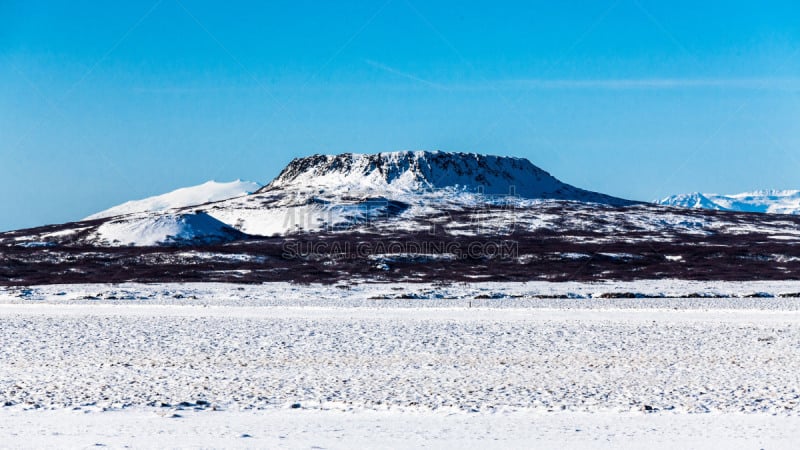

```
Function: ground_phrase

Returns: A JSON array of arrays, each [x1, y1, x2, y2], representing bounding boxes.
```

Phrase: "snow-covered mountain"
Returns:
[[11, 151, 800, 251], [262, 151, 627, 203], [85, 180, 261, 220], [657, 190, 800, 215], [194, 151, 634, 237], [70, 151, 636, 243], [4, 151, 800, 284], [91, 211, 247, 247]]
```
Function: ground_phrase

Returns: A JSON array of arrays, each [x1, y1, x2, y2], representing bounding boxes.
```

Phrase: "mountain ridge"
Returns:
[[85, 180, 261, 221], [658, 190, 800, 215]]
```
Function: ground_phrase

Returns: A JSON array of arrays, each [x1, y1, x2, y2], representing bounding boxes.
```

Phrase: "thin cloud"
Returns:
[[130, 86, 247, 94], [505, 78, 800, 90], [364, 59, 449, 90], [131, 77, 800, 94]]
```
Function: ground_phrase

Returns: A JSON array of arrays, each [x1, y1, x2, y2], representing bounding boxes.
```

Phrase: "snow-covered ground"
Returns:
[[2, 281, 800, 447], [3, 408, 799, 449], [5, 279, 800, 305]]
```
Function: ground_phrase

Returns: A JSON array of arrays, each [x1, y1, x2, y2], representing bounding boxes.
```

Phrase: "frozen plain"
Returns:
[[2, 281, 800, 448]]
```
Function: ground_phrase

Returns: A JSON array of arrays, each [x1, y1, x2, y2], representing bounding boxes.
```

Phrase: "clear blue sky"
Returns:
[[2, 0, 799, 230]]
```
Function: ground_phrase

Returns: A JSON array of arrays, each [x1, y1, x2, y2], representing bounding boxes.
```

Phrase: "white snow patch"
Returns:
[[40, 227, 91, 239], [90, 212, 241, 246], [560, 252, 591, 260]]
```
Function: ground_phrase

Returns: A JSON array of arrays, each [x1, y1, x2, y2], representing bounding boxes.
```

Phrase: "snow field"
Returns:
[[2, 303, 800, 414], [2, 408, 800, 449], [3, 281, 800, 447]]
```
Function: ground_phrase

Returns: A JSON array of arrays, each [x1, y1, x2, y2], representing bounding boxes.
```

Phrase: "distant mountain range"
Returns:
[[657, 190, 800, 215], [3, 151, 800, 284]]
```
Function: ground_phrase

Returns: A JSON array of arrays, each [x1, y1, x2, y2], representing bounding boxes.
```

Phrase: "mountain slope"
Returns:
[[85, 180, 261, 220], [658, 190, 800, 215]]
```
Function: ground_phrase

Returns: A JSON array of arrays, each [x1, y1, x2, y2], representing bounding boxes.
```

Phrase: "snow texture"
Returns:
[[2, 408, 799, 449]]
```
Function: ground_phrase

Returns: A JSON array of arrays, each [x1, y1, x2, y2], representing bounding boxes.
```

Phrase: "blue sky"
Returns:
[[2, 0, 799, 230]]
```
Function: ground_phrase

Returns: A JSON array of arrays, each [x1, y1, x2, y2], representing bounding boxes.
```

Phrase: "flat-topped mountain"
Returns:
[[260, 151, 631, 205]]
